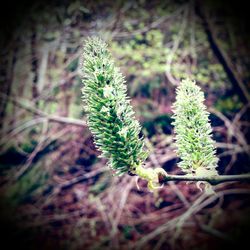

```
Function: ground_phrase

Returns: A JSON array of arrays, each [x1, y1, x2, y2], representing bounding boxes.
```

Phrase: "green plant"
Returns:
[[82, 37, 250, 192], [82, 37, 166, 190], [172, 79, 219, 192], [172, 79, 219, 177], [82, 37, 147, 175]]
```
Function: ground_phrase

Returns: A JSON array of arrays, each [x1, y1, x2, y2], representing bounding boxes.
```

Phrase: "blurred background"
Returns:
[[0, 0, 250, 249]]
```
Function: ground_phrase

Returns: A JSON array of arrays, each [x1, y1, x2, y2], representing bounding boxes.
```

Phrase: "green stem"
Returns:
[[159, 173, 250, 185]]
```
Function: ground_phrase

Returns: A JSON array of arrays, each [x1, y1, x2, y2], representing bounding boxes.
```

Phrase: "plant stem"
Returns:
[[159, 173, 250, 185]]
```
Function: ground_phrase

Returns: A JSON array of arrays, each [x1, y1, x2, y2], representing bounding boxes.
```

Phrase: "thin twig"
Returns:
[[195, 2, 250, 104], [0, 92, 86, 127], [160, 173, 250, 185]]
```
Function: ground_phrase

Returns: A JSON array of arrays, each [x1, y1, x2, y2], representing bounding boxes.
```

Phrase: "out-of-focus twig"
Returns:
[[195, 2, 250, 104], [159, 173, 250, 185], [0, 92, 86, 128], [165, 6, 188, 86]]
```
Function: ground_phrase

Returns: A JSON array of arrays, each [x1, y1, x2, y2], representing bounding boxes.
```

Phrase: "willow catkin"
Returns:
[[81, 37, 148, 176], [172, 79, 219, 176]]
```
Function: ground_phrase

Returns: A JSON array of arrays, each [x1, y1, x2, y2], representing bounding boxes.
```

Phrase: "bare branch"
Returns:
[[0, 92, 86, 127], [195, 2, 250, 104], [159, 173, 250, 185]]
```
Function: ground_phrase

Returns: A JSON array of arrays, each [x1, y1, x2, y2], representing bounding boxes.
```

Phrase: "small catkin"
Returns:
[[81, 37, 148, 176], [172, 79, 219, 177]]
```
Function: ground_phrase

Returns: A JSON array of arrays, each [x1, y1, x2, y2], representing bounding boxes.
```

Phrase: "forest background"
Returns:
[[0, 0, 250, 249]]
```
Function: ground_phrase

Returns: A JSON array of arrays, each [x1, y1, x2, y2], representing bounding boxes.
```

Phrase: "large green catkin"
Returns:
[[172, 79, 219, 176], [81, 37, 148, 176]]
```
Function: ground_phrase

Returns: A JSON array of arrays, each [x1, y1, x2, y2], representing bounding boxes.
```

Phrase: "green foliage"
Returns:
[[165, 20, 228, 90], [66, 57, 79, 72], [81, 37, 148, 175], [111, 29, 167, 78], [122, 225, 134, 240], [215, 94, 243, 113], [5, 163, 48, 205], [172, 79, 218, 175]]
